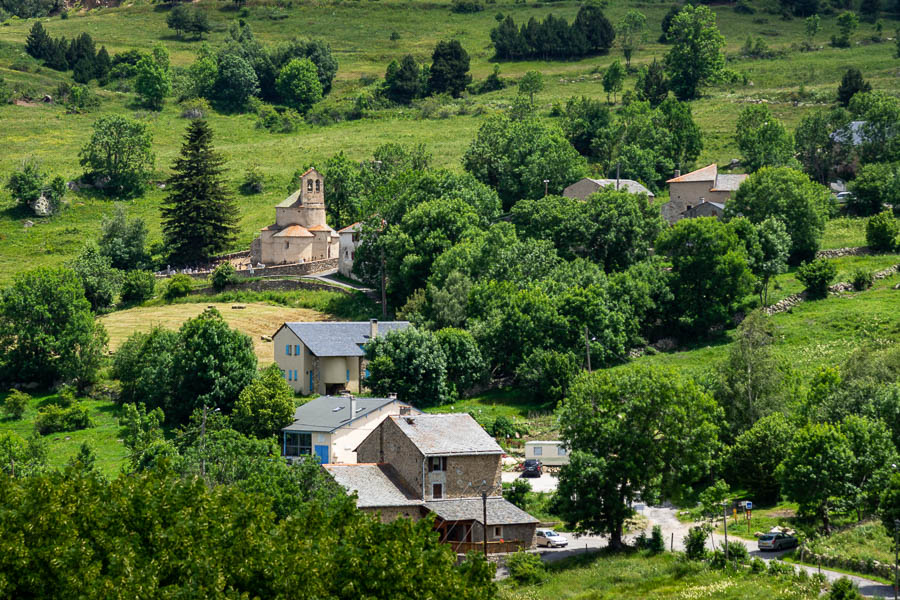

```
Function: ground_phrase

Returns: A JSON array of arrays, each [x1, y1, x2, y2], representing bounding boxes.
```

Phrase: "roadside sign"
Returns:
[[746, 501, 752, 510]]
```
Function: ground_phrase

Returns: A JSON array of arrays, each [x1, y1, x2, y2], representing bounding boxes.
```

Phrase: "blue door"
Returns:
[[309, 371, 314, 393], [314, 445, 329, 464]]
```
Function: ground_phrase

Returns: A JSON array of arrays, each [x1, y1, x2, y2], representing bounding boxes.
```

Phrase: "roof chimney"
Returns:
[[388, 392, 397, 400], [370, 318, 378, 340], [674, 169, 681, 178]]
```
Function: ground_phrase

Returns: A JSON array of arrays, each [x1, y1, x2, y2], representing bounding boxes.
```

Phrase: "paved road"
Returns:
[[303, 269, 374, 292], [498, 505, 894, 597], [501, 471, 559, 494]]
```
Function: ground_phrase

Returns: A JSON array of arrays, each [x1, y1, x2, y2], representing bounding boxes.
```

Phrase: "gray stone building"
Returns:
[[326, 413, 538, 553], [563, 177, 655, 200], [661, 164, 747, 225]]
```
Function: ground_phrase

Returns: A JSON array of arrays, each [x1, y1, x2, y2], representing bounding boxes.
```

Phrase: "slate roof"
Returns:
[[324, 463, 422, 507], [666, 163, 718, 183], [584, 178, 655, 197], [388, 414, 503, 456], [273, 225, 314, 238], [830, 121, 867, 146], [281, 321, 410, 357], [276, 189, 303, 208], [282, 395, 415, 433], [711, 174, 748, 192], [338, 222, 362, 234], [425, 497, 539, 525]]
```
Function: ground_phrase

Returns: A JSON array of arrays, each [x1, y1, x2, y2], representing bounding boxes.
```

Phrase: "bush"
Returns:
[[850, 268, 873, 291], [750, 557, 766, 573], [866, 211, 899, 252], [767, 560, 795, 576], [721, 539, 749, 563], [34, 403, 92, 435], [180, 98, 210, 119], [828, 577, 863, 599], [210, 262, 238, 292], [256, 103, 302, 133], [120, 270, 156, 304], [649, 525, 666, 553], [683, 526, 709, 561], [240, 167, 264, 195], [164, 274, 193, 300], [451, 0, 484, 12], [797, 259, 837, 298], [506, 550, 545, 584], [503, 478, 531, 509], [491, 415, 516, 438], [3, 390, 30, 420]]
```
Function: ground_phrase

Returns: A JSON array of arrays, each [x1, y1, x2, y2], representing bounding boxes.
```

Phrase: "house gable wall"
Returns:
[[357, 417, 426, 499]]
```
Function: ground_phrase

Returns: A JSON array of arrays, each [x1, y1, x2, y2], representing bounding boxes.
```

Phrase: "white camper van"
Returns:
[[524, 441, 569, 466]]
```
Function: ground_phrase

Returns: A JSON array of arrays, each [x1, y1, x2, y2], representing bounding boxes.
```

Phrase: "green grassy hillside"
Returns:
[[0, 0, 897, 283]]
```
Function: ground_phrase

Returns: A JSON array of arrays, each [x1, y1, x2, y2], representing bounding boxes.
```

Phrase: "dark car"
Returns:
[[522, 459, 542, 477]]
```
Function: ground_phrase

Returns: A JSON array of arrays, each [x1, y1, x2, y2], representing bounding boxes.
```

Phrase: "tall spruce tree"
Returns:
[[161, 120, 239, 265], [25, 22, 51, 60], [636, 58, 668, 107]]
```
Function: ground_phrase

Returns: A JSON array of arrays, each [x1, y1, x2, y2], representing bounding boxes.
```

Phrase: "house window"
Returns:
[[286, 345, 292, 356], [285, 432, 312, 456], [428, 457, 447, 472], [557, 446, 567, 456], [346, 369, 350, 382], [493, 526, 503, 539], [432, 483, 443, 499], [287, 370, 292, 382], [295, 345, 300, 356], [533, 447, 543, 456]]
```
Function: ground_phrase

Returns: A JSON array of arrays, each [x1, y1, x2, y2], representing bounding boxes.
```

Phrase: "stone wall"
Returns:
[[803, 550, 895, 580], [190, 277, 353, 297], [439, 454, 502, 499], [235, 258, 338, 278], [357, 417, 426, 499], [765, 263, 899, 316], [814, 246, 869, 259]]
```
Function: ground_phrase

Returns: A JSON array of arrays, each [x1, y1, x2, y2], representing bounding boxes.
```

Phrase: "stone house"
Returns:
[[250, 167, 340, 265], [273, 319, 410, 395], [325, 414, 538, 552], [281, 394, 418, 464], [661, 164, 748, 225], [563, 177, 655, 200], [337, 221, 361, 280], [682, 200, 725, 220]]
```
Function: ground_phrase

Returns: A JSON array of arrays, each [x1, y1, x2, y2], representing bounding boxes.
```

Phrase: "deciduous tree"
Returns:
[[233, 364, 296, 439], [79, 115, 154, 198], [735, 104, 795, 172], [663, 5, 725, 100]]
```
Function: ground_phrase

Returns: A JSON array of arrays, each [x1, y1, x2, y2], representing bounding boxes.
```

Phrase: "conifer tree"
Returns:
[[635, 58, 668, 107], [161, 120, 239, 265], [25, 22, 51, 60], [95, 47, 111, 85]]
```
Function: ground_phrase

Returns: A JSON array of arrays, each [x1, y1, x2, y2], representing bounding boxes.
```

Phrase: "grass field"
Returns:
[[497, 549, 822, 599], [0, 0, 896, 283], [99, 301, 328, 361]]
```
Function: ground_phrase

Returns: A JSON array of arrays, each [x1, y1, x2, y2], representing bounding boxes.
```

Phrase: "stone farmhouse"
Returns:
[[280, 394, 418, 464], [563, 177, 655, 200], [661, 164, 748, 225], [250, 167, 340, 266], [338, 221, 362, 280], [325, 413, 539, 552], [273, 319, 410, 395]]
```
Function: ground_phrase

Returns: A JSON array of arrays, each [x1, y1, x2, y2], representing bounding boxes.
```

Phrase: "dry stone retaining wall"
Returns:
[[765, 263, 899, 315], [814, 247, 870, 259]]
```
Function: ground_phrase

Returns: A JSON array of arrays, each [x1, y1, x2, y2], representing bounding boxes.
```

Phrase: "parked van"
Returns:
[[524, 441, 569, 466]]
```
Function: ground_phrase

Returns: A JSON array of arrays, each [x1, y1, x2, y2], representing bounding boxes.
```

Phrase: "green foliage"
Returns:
[[618, 10, 647, 69], [463, 113, 586, 211], [722, 539, 749, 563], [795, 108, 852, 185], [0, 267, 108, 390], [664, 5, 726, 100], [777, 422, 853, 533], [0, 431, 47, 477], [113, 327, 179, 414], [213, 52, 259, 112], [435, 327, 485, 395], [506, 550, 545, 585], [135, 52, 170, 110], [428, 40, 471, 98], [634, 59, 668, 108], [504, 478, 531, 509], [556, 366, 721, 547], [831, 12, 859, 49], [735, 104, 795, 172], [119, 401, 165, 468], [384, 55, 423, 105], [69, 243, 123, 312], [166, 4, 209, 40], [849, 92, 900, 165], [365, 327, 450, 407], [649, 524, 666, 553], [232, 364, 295, 439], [828, 577, 864, 600], [98, 205, 149, 270], [210, 262, 238, 292], [850, 164, 900, 217], [5, 159, 66, 213], [79, 115, 154, 198], [2, 389, 29, 420], [276, 58, 323, 113], [850, 268, 873, 291], [120, 270, 156, 304], [727, 167, 832, 263], [797, 258, 837, 299], [518, 70, 543, 106], [161, 119, 240, 265], [683, 525, 710, 560], [515, 348, 578, 407], [879, 472, 900, 539], [726, 412, 794, 504], [866, 210, 900, 252], [602, 60, 625, 104], [164, 274, 193, 300], [34, 402, 92, 435], [841, 414, 897, 520], [655, 218, 754, 335], [837, 68, 871, 107]]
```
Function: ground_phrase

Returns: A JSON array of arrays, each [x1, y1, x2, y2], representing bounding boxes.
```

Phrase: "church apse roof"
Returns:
[[273, 225, 314, 238]]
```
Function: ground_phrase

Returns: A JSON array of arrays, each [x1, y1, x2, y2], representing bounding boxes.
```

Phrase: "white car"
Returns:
[[536, 528, 568, 548]]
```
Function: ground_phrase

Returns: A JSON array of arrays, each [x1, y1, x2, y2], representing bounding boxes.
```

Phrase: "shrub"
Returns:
[[850, 268, 873, 291], [34, 403, 92, 435], [491, 415, 516, 438], [503, 478, 531, 509], [240, 167, 264, 195], [750, 557, 766, 573], [649, 525, 666, 553], [797, 259, 837, 298], [180, 98, 210, 119], [120, 270, 156, 304], [506, 550, 545, 584], [828, 577, 863, 599], [683, 525, 709, 561], [866, 211, 899, 252], [767, 560, 795, 576], [210, 262, 238, 292], [164, 274, 193, 300], [721, 539, 749, 563], [451, 0, 484, 12], [3, 390, 30, 420]]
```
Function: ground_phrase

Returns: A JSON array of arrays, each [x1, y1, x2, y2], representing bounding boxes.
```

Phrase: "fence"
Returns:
[[449, 540, 531, 555]]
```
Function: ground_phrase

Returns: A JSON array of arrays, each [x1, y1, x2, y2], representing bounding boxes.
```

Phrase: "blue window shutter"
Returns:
[[346, 369, 350, 382], [286, 344, 291, 356], [295, 344, 300, 355], [294, 370, 298, 381]]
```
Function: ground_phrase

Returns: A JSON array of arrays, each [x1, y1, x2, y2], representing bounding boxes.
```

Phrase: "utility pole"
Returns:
[[543, 179, 549, 197], [380, 248, 387, 320], [201, 403, 207, 478], [584, 326, 592, 372], [722, 502, 729, 565], [482, 491, 488, 557]]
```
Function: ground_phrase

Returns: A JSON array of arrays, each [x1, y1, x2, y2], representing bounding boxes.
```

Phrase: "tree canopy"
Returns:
[[663, 5, 725, 100]]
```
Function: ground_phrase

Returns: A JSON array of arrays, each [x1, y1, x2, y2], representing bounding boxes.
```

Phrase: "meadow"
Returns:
[[0, 0, 897, 283]]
